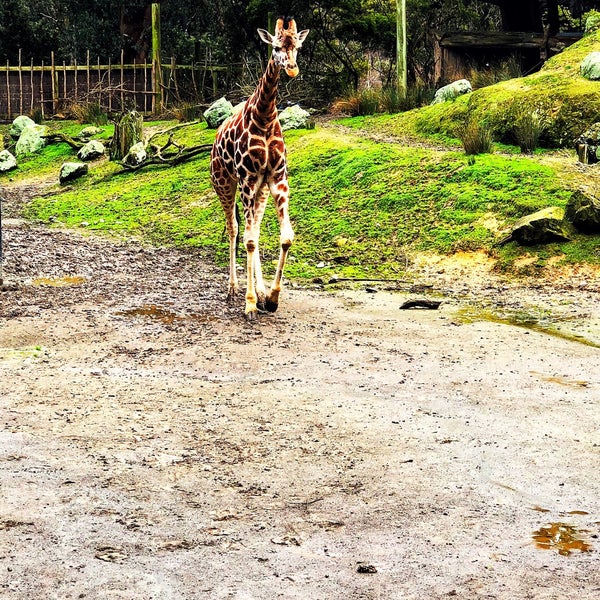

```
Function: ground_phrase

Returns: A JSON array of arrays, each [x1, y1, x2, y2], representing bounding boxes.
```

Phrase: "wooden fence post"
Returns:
[[18, 49, 23, 115], [51, 51, 57, 113], [5, 60, 11, 119], [151, 2, 163, 113]]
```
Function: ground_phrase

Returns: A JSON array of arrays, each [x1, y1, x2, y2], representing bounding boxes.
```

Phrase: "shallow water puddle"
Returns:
[[116, 304, 216, 325], [32, 275, 86, 287], [116, 304, 183, 324], [456, 306, 600, 348], [532, 522, 593, 556]]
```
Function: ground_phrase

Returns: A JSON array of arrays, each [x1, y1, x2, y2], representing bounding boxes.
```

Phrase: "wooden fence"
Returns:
[[0, 49, 236, 121]]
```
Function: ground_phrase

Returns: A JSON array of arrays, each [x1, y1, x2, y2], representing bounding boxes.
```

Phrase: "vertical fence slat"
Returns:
[[62, 61, 67, 107], [108, 58, 112, 112], [6, 60, 11, 120], [18, 49, 23, 115], [87, 50, 90, 101], [97, 56, 101, 107], [51, 52, 57, 112], [30, 58, 34, 113], [144, 61, 148, 113], [74, 58, 78, 102], [40, 60, 45, 119], [121, 49, 125, 109]]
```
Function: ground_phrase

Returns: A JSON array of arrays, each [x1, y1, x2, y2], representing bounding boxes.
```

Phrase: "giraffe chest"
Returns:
[[216, 117, 286, 182]]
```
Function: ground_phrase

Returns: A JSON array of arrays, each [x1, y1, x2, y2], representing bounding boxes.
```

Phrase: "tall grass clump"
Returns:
[[508, 101, 550, 153], [457, 119, 494, 154], [332, 88, 381, 116], [172, 102, 204, 122], [69, 101, 109, 125]]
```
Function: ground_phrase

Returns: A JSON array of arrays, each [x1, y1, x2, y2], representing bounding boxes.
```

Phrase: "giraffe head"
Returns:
[[257, 17, 309, 78]]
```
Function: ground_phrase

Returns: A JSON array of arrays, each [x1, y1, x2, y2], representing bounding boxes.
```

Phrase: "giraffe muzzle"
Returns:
[[286, 65, 299, 78]]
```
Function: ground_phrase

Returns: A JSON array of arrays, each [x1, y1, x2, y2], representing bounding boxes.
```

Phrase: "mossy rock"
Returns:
[[502, 206, 572, 245], [565, 190, 600, 233]]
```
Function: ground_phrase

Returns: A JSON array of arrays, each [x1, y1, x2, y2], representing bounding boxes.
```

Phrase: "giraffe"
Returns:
[[210, 17, 309, 320]]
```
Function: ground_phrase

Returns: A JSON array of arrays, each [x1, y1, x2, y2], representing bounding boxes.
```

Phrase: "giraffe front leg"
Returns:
[[244, 234, 259, 321], [266, 181, 294, 313]]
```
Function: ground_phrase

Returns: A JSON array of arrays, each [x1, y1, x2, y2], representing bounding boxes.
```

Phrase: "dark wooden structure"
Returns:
[[434, 0, 585, 84]]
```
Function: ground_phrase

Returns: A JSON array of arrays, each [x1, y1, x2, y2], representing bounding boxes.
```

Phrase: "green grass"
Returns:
[[3, 112, 599, 282]]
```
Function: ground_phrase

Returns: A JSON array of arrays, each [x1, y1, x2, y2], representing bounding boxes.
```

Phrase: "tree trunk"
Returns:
[[110, 110, 143, 161]]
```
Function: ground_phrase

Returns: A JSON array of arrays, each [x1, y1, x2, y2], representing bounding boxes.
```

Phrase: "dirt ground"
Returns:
[[1, 181, 599, 599]]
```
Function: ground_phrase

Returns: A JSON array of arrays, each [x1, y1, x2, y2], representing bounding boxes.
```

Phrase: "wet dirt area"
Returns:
[[1, 186, 599, 599]]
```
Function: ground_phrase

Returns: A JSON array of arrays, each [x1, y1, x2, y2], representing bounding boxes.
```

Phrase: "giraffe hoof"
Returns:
[[265, 299, 279, 313], [245, 309, 258, 322]]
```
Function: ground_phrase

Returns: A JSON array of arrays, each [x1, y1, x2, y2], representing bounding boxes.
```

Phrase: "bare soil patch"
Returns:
[[1, 182, 599, 599]]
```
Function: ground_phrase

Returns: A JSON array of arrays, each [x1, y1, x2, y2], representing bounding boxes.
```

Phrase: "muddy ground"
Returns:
[[1, 183, 599, 599]]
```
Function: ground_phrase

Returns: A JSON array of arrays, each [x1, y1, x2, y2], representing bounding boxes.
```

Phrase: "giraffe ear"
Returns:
[[257, 29, 275, 46], [297, 29, 310, 46]]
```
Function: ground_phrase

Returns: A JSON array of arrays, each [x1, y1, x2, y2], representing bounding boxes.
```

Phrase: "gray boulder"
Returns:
[[79, 126, 104, 139], [431, 79, 472, 105], [10, 115, 36, 139], [123, 141, 147, 166], [203, 97, 234, 128], [580, 52, 600, 80], [77, 140, 105, 161], [279, 104, 311, 130], [574, 122, 600, 164], [565, 190, 600, 234], [0, 149, 17, 172], [59, 162, 88, 184], [15, 124, 49, 156], [500, 206, 572, 246]]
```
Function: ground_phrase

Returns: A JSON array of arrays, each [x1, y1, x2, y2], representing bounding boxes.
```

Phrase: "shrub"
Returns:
[[172, 102, 204, 123], [69, 101, 109, 125], [331, 88, 380, 116], [508, 102, 550, 153], [456, 119, 494, 154]]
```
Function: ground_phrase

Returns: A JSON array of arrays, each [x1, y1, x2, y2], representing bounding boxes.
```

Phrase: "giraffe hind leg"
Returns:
[[213, 180, 239, 303]]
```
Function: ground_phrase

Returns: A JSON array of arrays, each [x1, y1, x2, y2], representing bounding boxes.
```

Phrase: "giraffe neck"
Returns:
[[248, 57, 281, 127]]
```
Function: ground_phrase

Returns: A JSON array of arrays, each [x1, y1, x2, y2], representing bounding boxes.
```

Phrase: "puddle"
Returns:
[[456, 306, 600, 348], [32, 276, 86, 287], [116, 304, 183, 325], [116, 304, 217, 325], [532, 522, 593, 556]]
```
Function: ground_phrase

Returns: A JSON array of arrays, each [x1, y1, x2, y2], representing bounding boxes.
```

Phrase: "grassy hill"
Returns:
[[2, 29, 600, 282]]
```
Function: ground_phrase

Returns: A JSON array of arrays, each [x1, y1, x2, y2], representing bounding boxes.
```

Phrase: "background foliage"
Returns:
[[0, 1, 594, 105]]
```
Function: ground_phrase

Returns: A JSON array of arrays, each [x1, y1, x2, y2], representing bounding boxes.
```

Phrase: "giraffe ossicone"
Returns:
[[210, 18, 309, 320]]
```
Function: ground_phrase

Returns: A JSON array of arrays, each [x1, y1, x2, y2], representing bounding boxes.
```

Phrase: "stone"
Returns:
[[15, 124, 49, 156], [431, 79, 472, 105], [203, 97, 234, 128], [574, 122, 600, 164], [79, 126, 104, 138], [580, 52, 600, 80], [59, 162, 89, 184], [77, 140, 106, 161], [279, 104, 311, 130], [501, 206, 572, 246], [122, 141, 147, 166], [9, 115, 36, 139], [565, 190, 600, 234], [585, 11, 600, 34], [0, 149, 17, 172]]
